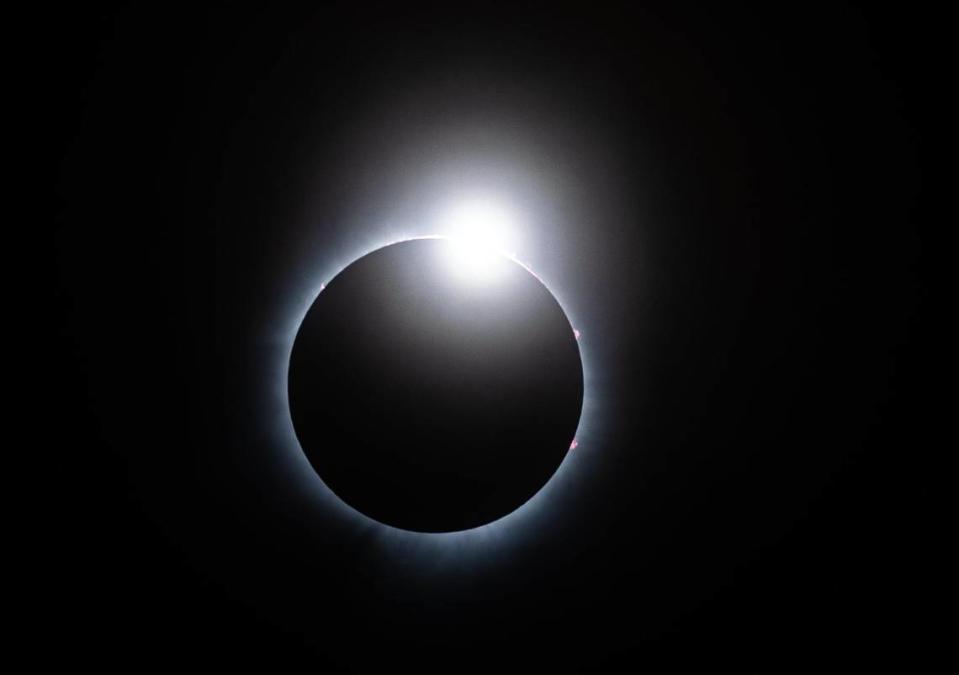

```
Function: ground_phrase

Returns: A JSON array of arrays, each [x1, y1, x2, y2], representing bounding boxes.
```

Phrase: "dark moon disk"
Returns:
[[289, 238, 584, 532]]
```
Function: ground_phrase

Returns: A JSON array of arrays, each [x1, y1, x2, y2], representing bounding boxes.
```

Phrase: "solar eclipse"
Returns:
[[289, 237, 584, 532], [50, 4, 924, 667]]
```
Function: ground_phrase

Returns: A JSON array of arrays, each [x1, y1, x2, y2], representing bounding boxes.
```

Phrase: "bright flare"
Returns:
[[438, 199, 517, 282]]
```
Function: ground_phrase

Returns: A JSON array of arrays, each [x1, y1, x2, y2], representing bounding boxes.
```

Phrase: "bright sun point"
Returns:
[[438, 199, 518, 282]]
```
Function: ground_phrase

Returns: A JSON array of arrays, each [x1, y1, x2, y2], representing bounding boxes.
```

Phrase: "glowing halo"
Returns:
[[261, 206, 602, 564]]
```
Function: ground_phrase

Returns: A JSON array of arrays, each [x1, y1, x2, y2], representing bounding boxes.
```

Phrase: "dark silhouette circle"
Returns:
[[288, 238, 584, 532]]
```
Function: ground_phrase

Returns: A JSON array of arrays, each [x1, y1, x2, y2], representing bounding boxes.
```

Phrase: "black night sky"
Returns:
[[46, 3, 930, 670]]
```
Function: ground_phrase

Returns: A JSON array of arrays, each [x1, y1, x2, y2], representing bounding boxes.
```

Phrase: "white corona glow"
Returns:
[[437, 199, 518, 282], [265, 185, 604, 566]]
